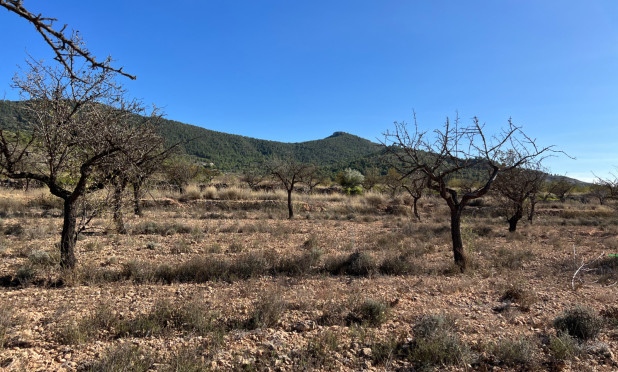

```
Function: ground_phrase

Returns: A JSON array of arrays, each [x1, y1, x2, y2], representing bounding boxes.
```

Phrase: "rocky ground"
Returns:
[[0, 189, 616, 371]]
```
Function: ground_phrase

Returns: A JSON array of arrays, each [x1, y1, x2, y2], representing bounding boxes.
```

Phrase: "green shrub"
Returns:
[[379, 254, 417, 275], [487, 337, 536, 367], [347, 299, 389, 327], [410, 314, 471, 368], [549, 333, 582, 361], [274, 250, 322, 276], [28, 249, 55, 266], [554, 305, 603, 341], [324, 251, 377, 276], [15, 265, 35, 285]]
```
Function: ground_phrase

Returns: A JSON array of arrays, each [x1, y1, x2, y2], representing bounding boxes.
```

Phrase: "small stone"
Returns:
[[361, 348, 372, 357]]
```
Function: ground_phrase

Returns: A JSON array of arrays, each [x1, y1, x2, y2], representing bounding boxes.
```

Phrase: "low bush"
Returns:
[[86, 343, 154, 372], [499, 284, 537, 311], [346, 299, 389, 327], [379, 254, 418, 275], [245, 291, 287, 329], [409, 314, 471, 368], [554, 305, 603, 341], [487, 337, 536, 367], [549, 333, 582, 361], [324, 251, 377, 276]]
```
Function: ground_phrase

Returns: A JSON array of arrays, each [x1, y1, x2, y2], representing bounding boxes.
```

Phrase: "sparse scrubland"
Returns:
[[0, 181, 616, 371]]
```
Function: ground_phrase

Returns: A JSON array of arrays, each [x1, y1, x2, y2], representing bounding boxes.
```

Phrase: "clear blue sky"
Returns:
[[2, 1, 617, 181]]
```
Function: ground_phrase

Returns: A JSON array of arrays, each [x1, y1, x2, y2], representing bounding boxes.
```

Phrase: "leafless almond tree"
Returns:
[[267, 157, 312, 219], [0, 43, 160, 269], [493, 165, 545, 232], [383, 113, 555, 272], [402, 171, 427, 222]]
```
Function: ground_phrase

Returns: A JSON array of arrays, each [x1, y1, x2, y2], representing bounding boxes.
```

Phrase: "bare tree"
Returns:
[[493, 165, 545, 232], [402, 172, 426, 222], [1, 0, 135, 80], [591, 172, 618, 206], [300, 165, 327, 194], [267, 157, 311, 219], [110, 133, 171, 233], [543, 178, 573, 202], [383, 113, 554, 272], [0, 45, 158, 269], [241, 166, 266, 191]]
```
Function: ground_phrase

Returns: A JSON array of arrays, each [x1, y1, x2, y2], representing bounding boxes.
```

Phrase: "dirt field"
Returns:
[[0, 187, 616, 371]]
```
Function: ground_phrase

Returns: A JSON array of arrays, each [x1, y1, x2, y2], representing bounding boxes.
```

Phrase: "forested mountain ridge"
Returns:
[[0, 100, 383, 172]]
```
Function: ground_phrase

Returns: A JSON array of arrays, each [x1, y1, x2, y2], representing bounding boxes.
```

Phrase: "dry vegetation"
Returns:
[[0, 184, 617, 371]]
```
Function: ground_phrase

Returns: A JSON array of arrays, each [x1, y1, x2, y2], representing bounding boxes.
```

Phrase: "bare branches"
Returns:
[[383, 113, 557, 271], [1, 0, 135, 80]]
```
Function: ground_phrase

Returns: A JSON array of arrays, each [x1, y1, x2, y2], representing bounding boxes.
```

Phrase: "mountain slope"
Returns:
[[0, 100, 382, 172]]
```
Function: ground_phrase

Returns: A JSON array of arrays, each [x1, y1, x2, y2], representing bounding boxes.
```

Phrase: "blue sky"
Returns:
[[2, 1, 617, 181]]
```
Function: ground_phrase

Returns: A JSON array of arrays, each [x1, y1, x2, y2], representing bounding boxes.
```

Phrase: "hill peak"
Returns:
[[326, 131, 350, 138]]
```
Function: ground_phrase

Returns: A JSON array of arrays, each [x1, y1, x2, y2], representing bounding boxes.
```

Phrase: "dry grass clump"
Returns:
[[407, 314, 472, 368], [57, 299, 223, 344], [245, 290, 287, 329], [85, 343, 154, 372], [493, 247, 534, 269], [485, 337, 536, 368], [548, 333, 582, 361], [0, 303, 22, 348], [498, 283, 537, 312]]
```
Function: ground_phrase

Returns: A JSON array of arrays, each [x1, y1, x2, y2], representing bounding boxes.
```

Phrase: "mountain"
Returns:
[[0, 100, 383, 173], [0, 100, 591, 185]]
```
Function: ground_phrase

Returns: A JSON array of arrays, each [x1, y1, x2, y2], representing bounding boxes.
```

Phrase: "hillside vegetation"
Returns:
[[0, 100, 382, 172]]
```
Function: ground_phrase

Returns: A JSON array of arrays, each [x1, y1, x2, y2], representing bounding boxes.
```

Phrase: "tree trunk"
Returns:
[[450, 207, 467, 272], [133, 180, 143, 216], [413, 197, 421, 222], [287, 189, 294, 219], [528, 196, 537, 223], [508, 205, 523, 232], [60, 199, 78, 269], [112, 179, 127, 234]]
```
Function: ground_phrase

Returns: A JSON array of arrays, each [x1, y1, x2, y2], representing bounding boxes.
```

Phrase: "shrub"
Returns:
[[324, 251, 377, 276], [86, 343, 154, 372], [131, 221, 195, 236], [28, 249, 55, 266], [15, 265, 35, 285], [245, 291, 287, 329], [347, 299, 389, 327], [499, 284, 537, 311], [487, 337, 535, 367], [554, 305, 603, 341], [0, 303, 20, 348], [3, 223, 24, 236], [409, 314, 471, 368], [549, 333, 582, 361], [274, 250, 322, 276], [494, 247, 534, 269], [379, 255, 418, 275], [338, 168, 364, 189], [302, 234, 319, 250]]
